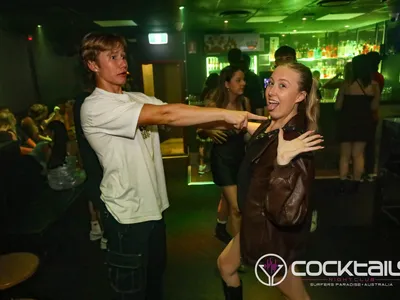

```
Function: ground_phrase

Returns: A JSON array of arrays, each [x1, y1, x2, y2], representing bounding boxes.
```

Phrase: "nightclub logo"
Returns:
[[255, 254, 288, 287]]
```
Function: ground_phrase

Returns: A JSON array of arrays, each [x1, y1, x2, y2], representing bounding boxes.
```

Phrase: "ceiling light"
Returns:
[[37, 25, 41, 28], [94, 20, 137, 27], [318, 0, 355, 7], [345, 25, 350, 27], [316, 13, 364, 21], [293, 30, 297, 32], [282, 34, 286, 37], [179, 6, 184, 10], [302, 17, 307, 21], [246, 16, 287, 23], [224, 20, 228, 23]]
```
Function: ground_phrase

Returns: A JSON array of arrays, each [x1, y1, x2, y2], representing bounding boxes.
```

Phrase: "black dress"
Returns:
[[210, 129, 246, 186], [337, 93, 374, 143], [210, 99, 247, 187]]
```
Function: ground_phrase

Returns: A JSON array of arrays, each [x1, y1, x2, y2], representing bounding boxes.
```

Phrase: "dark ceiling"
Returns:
[[0, 0, 399, 38]]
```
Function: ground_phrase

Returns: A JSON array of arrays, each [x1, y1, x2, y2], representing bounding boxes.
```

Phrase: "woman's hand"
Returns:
[[277, 129, 324, 166], [206, 129, 228, 144], [223, 110, 268, 130]]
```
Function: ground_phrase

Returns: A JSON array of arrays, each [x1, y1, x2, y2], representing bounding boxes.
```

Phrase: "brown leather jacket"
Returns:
[[238, 114, 314, 266]]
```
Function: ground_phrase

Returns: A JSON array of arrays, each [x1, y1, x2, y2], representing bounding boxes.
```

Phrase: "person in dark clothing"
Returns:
[[364, 51, 384, 180], [200, 73, 220, 102], [74, 86, 106, 245], [228, 48, 242, 68], [312, 70, 323, 101], [336, 54, 380, 192], [274, 46, 297, 67], [366, 52, 384, 92], [242, 54, 264, 115]]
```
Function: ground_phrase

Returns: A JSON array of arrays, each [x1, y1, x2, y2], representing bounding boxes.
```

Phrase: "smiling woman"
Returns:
[[265, 63, 319, 131], [217, 62, 323, 300]]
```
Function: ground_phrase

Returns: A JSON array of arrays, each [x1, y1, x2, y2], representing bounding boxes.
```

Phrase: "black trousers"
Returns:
[[104, 211, 167, 300]]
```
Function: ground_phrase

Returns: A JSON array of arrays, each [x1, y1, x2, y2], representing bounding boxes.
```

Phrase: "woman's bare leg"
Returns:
[[276, 265, 310, 300], [339, 142, 352, 180], [217, 233, 242, 287], [352, 142, 366, 181], [217, 194, 229, 222], [215, 194, 232, 244], [222, 185, 241, 236]]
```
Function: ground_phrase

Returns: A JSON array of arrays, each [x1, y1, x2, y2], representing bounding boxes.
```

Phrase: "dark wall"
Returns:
[[0, 29, 38, 113], [381, 23, 400, 101], [186, 32, 207, 96], [31, 28, 82, 109]]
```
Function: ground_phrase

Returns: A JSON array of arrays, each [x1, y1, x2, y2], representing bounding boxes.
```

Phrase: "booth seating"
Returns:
[[374, 117, 400, 227], [0, 140, 84, 254]]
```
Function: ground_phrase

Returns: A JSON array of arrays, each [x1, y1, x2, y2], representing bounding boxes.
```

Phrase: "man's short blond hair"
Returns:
[[80, 32, 127, 70]]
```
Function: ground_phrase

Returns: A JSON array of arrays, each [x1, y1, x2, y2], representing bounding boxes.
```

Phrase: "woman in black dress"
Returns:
[[198, 66, 251, 238], [336, 54, 380, 192]]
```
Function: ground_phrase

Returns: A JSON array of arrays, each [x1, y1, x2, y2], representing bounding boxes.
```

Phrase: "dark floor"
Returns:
[[4, 157, 400, 300]]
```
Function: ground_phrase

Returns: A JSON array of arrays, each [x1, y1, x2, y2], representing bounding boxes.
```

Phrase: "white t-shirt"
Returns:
[[81, 87, 169, 224]]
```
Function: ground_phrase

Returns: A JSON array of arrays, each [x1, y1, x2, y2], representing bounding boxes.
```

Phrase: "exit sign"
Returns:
[[148, 33, 168, 45]]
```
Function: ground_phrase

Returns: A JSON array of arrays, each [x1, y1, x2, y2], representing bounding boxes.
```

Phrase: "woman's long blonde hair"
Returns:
[[285, 63, 320, 130]]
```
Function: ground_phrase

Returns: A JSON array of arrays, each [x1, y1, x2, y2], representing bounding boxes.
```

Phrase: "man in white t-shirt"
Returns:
[[79, 32, 266, 300]]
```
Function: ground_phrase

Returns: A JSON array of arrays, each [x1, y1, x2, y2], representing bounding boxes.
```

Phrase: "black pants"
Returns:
[[365, 121, 378, 175], [104, 211, 167, 300]]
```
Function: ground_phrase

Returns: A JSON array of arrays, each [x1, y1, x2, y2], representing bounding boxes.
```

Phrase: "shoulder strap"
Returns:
[[356, 80, 367, 96]]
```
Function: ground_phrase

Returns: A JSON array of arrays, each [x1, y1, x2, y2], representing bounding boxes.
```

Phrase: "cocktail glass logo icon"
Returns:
[[255, 254, 288, 286]]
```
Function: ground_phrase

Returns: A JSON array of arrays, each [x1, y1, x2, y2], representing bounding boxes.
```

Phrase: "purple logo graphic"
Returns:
[[263, 258, 280, 275], [255, 254, 288, 287]]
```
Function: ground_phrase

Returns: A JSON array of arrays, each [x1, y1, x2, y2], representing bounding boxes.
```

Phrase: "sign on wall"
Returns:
[[204, 33, 262, 54]]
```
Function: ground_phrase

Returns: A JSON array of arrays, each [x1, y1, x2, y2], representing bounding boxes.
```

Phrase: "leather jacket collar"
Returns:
[[249, 113, 307, 163]]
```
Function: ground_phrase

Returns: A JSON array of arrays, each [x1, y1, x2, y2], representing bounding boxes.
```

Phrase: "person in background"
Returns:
[[79, 32, 266, 300], [322, 61, 353, 90], [312, 70, 323, 101], [0, 111, 18, 142], [274, 45, 297, 67], [336, 54, 380, 193], [198, 73, 220, 175], [21, 104, 54, 143], [228, 48, 242, 68], [198, 66, 251, 247], [198, 73, 230, 244], [364, 51, 384, 181], [242, 53, 264, 115], [74, 81, 106, 247], [366, 52, 384, 92], [199, 73, 219, 102], [0, 108, 38, 155], [45, 120, 86, 191]]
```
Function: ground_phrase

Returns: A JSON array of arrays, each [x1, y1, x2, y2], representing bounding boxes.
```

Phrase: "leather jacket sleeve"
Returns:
[[265, 154, 313, 227]]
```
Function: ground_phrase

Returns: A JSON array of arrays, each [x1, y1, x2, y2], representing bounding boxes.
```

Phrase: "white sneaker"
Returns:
[[90, 230, 103, 241], [90, 221, 103, 241], [198, 164, 210, 175], [100, 237, 108, 250]]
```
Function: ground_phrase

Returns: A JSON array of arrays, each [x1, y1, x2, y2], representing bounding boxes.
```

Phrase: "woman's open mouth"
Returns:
[[267, 99, 279, 111]]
